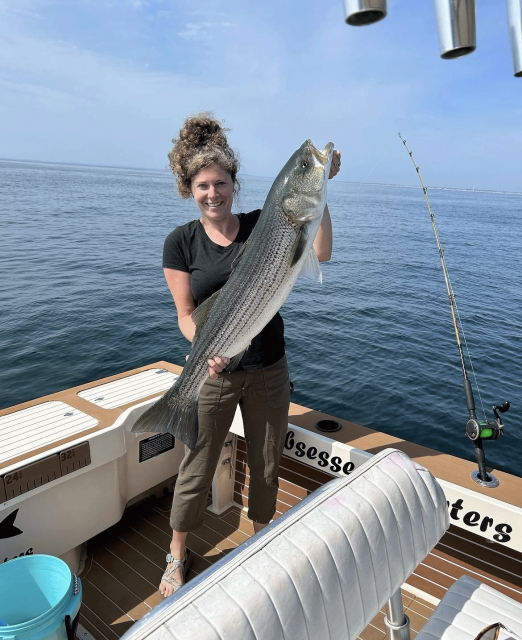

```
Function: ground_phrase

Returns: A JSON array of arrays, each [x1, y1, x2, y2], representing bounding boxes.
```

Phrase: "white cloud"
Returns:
[[177, 21, 237, 41]]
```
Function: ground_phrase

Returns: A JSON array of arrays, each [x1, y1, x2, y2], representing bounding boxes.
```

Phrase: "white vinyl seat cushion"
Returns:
[[122, 448, 449, 640], [416, 574, 522, 640]]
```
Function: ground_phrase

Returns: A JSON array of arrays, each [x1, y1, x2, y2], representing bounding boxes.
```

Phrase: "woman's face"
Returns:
[[191, 163, 234, 222]]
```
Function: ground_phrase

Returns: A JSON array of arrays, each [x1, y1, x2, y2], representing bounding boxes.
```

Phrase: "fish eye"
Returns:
[[301, 160, 308, 169]]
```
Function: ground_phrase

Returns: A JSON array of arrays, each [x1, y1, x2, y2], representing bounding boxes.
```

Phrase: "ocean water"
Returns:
[[1, 159, 521, 476]]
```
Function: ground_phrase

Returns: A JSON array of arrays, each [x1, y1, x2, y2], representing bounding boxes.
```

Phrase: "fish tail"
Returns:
[[131, 391, 199, 451]]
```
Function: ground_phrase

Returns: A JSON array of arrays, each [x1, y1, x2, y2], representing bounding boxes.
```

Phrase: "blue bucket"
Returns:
[[0, 555, 82, 640]]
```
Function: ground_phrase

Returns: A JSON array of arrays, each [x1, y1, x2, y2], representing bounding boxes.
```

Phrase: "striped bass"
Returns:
[[132, 139, 334, 449]]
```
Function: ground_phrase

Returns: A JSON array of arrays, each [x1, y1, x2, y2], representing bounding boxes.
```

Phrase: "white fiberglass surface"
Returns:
[[0, 401, 98, 464], [77, 368, 178, 409]]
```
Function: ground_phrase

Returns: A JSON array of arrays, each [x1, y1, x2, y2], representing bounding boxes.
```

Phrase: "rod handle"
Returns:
[[463, 378, 476, 416]]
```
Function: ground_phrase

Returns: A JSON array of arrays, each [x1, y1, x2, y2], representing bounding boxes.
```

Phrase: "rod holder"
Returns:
[[471, 438, 499, 488], [472, 469, 500, 488], [506, 0, 522, 76], [343, 0, 387, 26], [433, 0, 476, 59]]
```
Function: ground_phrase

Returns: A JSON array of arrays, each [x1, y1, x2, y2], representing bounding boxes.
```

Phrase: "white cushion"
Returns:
[[416, 574, 522, 640], [122, 448, 449, 640]]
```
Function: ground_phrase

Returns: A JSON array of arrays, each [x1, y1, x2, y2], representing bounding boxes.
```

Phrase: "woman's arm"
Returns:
[[163, 268, 229, 378], [313, 149, 340, 262], [163, 268, 196, 341]]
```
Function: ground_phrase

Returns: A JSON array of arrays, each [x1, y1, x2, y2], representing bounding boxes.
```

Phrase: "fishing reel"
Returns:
[[465, 402, 510, 441], [466, 401, 510, 488]]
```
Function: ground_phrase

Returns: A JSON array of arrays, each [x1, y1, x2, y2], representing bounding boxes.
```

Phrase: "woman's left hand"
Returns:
[[329, 150, 341, 179]]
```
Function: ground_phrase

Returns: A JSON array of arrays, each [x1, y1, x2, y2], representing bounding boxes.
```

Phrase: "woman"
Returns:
[[159, 112, 340, 597]]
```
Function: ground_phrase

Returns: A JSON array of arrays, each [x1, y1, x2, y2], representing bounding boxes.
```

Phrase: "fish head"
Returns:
[[280, 140, 334, 224]]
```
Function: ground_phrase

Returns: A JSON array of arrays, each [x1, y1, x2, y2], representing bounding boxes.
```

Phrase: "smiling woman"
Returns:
[[158, 112, 292, 598], [137, 111, 340, 599], [191, 165, 237, 236]]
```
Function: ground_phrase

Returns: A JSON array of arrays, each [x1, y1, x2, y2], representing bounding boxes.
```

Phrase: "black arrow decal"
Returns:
[[0, 509, 23, 539]]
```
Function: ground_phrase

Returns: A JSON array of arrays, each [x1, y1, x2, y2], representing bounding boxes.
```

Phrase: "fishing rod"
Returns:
[[398, 133, 510, 488]]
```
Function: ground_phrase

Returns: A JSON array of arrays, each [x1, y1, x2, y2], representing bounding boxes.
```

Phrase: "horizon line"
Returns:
[[1, 157, 521, 197]]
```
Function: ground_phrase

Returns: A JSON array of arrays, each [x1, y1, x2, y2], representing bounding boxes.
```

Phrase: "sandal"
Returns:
[[160, 549, 192, 597]]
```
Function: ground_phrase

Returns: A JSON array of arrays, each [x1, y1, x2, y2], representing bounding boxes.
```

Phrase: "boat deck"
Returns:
[[78, 494, 435, 640], [78, 437, 522, 640]]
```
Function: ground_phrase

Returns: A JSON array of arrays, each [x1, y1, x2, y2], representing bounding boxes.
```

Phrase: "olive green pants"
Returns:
[[169, 356, 290, 532]]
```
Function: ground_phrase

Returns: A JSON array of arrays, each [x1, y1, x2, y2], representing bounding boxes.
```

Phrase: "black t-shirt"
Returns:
[[163, 210, 285, 370]]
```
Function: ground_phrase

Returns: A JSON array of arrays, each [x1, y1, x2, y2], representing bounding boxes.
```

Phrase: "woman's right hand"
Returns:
[[185, 354, 230, 379], [207, 356, 230, 379]]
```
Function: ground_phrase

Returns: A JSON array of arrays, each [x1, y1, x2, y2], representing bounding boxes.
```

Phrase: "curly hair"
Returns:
[[168, 112, 241, 199]]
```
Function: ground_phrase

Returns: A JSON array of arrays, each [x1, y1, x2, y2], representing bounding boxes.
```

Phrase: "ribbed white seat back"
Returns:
[[122, 448, 449, 640]]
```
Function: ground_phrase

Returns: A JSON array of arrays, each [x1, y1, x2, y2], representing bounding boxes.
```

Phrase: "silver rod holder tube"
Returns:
[[433, 0, 476, 59], [384, 590, 410, 640], [506, 0, 522, 76], [343, 0, 387, 26]]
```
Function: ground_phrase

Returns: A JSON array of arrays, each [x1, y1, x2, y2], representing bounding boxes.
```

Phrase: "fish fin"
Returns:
[[191, 291, 220, 344], [224, 346, 250, 373], [131, 391, 199, 450], [299, 248, 323, 283], [289, 226, 308, 267], [231, 239, 250, 273]]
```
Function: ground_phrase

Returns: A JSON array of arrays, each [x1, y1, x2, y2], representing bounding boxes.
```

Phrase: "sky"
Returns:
[[0, 0, 520, 191]]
